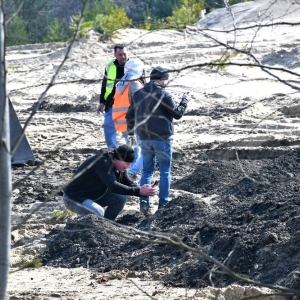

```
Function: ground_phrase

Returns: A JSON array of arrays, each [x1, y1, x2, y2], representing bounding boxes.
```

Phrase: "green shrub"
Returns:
[[93, 6, 132, 38], [166, 0, 204, 30], [20, 259, 43, 270], [6, 15, 29, 46], [139, 4, 167, 30], [85, 0, 113, 21], [44, 18, 66, 42], [69, 16, 94, 39], [52, 209, 77, 221], [69, 1, 130, 39]]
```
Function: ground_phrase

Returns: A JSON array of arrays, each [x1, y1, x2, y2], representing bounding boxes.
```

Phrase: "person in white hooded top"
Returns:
[[112, 58, 145, 181]]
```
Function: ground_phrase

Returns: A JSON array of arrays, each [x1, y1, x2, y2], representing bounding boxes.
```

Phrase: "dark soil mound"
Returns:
[[28, 100, 94, 112], [41, 149, 300, 292]]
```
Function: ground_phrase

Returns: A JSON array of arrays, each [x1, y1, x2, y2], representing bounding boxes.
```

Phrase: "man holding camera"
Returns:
[[126, 66, 190, 214], [63, 144, 157, 221]]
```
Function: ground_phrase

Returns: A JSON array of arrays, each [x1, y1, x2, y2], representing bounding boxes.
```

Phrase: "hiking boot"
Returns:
[[140, 200, 151, 214]]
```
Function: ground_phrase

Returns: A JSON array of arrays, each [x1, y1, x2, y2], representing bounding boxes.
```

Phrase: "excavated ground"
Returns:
[[36, 146, 300, 292], [9, 91, 300, 298], [8, 25, 300, 298]]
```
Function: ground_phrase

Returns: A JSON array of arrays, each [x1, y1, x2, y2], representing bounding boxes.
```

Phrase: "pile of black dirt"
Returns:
[[28, 100, 94, 112], [41, 149, 300, 291]]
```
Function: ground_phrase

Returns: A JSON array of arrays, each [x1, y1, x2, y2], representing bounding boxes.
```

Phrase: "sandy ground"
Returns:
[[5, 1, 300, 299], [8, 266, 282, 300]]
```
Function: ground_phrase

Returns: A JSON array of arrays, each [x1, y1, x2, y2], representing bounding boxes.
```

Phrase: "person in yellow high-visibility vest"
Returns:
[[112, 58, 145, 183], [96, 44, 129, 148]]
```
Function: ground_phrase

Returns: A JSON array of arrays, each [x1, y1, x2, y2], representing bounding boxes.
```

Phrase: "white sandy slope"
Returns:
[[197, 0, 300, 29]]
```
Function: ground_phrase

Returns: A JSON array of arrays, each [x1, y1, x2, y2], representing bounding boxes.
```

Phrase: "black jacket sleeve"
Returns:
[[162, 90, 188, 120], [94, 156, 140, 196], [99, 68, 107, 104]]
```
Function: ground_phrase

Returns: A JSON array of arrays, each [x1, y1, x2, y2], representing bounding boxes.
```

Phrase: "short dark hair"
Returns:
[[114, 44, 126, 53], [113, 144, 135, 162]]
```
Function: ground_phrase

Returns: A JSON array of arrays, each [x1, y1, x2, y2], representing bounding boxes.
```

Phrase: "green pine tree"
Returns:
[[45, 18, 66, 42], [94, 6, 132, 38], [167, 0, 205, 29], [6, 15, 29, 46]]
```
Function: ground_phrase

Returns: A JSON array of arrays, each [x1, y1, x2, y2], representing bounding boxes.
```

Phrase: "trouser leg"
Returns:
[[63, 194, 104, 217], [103, 108, 118, 148], [96, 191, 127, 221], [139, 140, 155, 202]]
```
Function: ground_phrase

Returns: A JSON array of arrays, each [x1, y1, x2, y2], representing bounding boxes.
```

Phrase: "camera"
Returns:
[[152, 180, 159, 187]]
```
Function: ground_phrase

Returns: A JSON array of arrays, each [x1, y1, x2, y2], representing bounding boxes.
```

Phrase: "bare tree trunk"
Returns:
[[0, 1, 11, 299]]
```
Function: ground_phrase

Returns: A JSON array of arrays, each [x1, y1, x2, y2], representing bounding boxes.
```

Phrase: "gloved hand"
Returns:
[[180, 92, 189, 107], [128, 135, 137, 147]]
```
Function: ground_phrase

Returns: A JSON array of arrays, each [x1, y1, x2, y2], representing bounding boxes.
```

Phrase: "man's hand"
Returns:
[[128, 135, 137, 147], [96, 103, 105, 114], [139, 184, 158, 197], [181, 92, 189, 105]]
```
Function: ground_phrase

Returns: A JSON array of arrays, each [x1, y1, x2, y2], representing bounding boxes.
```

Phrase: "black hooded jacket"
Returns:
[[126, 81, 188, 140], [64, 149, 140, 203]]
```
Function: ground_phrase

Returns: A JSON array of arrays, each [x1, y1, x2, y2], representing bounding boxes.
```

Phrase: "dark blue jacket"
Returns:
[[126, 81, 188, 140]]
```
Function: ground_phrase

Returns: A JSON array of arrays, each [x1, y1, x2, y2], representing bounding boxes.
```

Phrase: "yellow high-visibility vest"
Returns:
[[104, 59, 117, 101]]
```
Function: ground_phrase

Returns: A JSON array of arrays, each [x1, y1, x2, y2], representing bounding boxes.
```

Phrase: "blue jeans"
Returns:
[[63, 191, 126, 221], [128, 152, 143, 175], [104, 109, 142, 174], [139, 139, 172, 205], [104, 108, 129, 148], [128, 134, 143, 175]]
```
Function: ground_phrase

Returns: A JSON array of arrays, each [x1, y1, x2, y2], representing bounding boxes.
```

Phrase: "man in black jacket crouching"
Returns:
[[63, 144, 157, 220]]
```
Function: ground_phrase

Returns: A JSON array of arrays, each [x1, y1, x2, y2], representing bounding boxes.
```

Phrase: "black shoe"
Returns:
[[140, 200, 151, 214]]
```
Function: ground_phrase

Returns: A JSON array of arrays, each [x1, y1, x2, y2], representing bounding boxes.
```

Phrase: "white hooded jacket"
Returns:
[[116, 58, 144, 95]]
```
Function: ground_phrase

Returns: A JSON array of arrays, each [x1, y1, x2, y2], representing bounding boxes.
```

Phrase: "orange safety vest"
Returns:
[[112, 81, 142, 132]]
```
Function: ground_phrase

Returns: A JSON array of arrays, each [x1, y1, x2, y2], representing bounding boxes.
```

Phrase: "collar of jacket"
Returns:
[[152, 80, 165, 89]]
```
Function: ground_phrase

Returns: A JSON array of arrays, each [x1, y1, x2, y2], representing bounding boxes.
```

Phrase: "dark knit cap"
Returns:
[[150, 66, 169, 80], [113, 144, 135, 162]]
